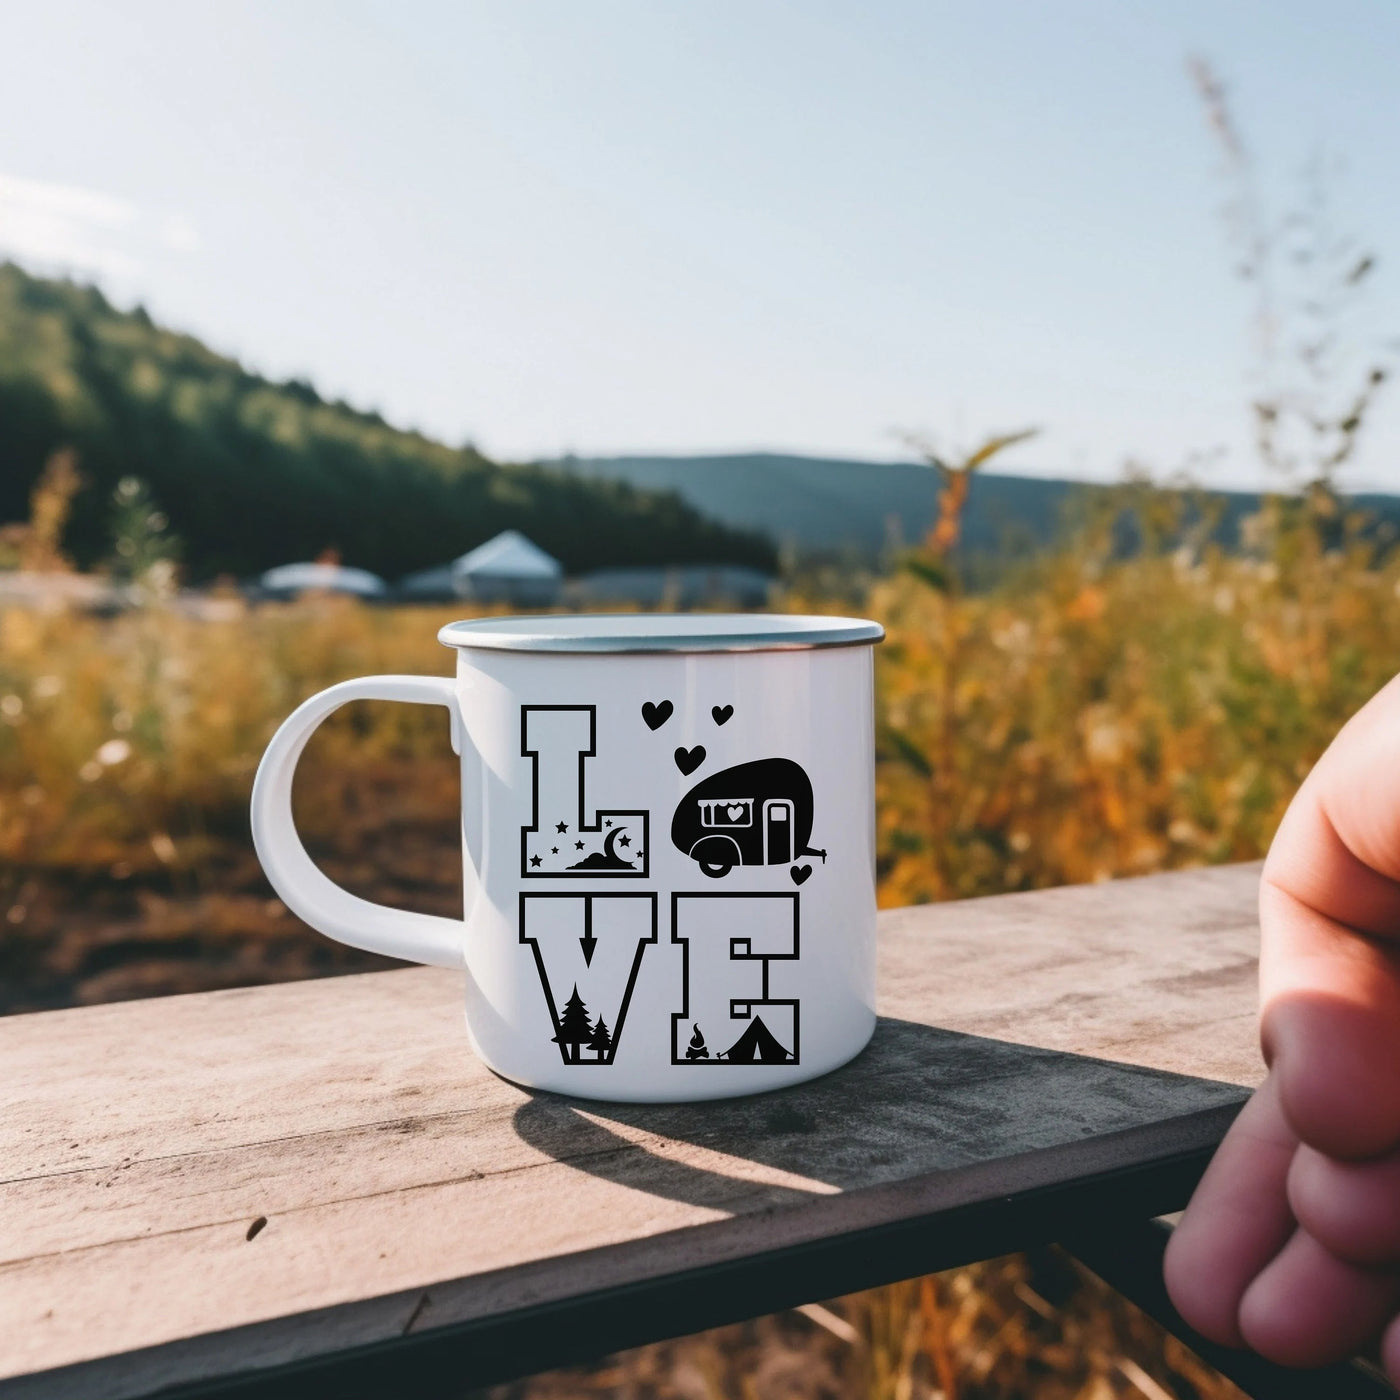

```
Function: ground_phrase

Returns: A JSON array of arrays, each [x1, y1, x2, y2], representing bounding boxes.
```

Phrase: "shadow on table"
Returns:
[[510, 1017, 1247, 1213]]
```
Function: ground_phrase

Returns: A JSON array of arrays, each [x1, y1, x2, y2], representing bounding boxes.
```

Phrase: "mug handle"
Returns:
[[250, 675, 464, 968]]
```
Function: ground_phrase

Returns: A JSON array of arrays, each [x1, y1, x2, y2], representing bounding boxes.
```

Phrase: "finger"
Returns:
[[1261, 887, 1400, 1159], [1260, 675, 1400, 1157], [1263, 670, 1400, 934], [1289, 1142, 1400, 1266], [1164, 1076, 1297, 1346], [1239, 1227, 1400, 1367]]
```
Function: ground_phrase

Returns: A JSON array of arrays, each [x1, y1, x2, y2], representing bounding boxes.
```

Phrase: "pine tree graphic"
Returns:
[[587, 1015, 613, 1063], [554, 984, 593, 1063]]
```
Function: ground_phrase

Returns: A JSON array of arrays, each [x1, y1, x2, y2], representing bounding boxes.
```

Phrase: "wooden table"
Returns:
[[1, 865, 1266, 1399]]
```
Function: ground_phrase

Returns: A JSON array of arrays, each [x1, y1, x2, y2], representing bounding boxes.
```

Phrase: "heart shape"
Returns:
[[674, 745, 706, 776], [725, 803, 745, 821], [790, 864, 812, 886], [711, 704, 734, 726], [642, 699, 674, 731]]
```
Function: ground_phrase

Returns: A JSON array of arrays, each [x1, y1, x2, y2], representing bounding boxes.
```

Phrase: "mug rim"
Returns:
[[438, 612, 884, 655]]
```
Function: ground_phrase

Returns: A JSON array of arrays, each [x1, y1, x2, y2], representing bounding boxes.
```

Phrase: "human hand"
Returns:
[[1165, 674, 1400, 1374]]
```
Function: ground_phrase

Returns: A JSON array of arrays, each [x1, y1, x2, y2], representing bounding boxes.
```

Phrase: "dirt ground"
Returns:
[[0, 757, 458, 1013]]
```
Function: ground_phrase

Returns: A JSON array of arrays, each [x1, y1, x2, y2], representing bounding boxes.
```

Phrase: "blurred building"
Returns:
[[255, 562, 388, 600], [398, 530, 563, 606]]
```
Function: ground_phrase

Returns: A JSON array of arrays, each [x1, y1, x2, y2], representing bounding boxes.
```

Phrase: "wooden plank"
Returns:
[[878, 860, 1264, 1085], [0, 864, 1263, 1398]]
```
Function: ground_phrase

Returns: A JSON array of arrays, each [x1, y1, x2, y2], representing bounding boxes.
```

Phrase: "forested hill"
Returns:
[[0, 264, 776, 580]]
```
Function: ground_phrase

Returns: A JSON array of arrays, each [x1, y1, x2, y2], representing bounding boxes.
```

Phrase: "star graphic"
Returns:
[[618, 834, 631, 847], [605, 819, 612, 827], [575, 840, 585, 850], [529, 854, 542, 867], [551, 846, 559, 855], [556, 821, 568, 833]]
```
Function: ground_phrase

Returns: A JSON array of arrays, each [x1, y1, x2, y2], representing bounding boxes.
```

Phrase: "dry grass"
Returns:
[[864, 499, 1400, 907], [0, 595, 472, 1006]]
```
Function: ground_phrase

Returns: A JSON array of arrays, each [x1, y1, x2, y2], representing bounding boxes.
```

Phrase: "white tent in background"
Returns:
[[398, 530, 563, 605], [256, 562, 388, 600]]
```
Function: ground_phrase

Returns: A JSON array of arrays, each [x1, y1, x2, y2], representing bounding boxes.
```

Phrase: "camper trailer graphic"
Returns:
[[671, 757, 826, 878]]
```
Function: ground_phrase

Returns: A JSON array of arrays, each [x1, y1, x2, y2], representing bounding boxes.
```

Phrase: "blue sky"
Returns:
[[2, 1, 1398, 487]]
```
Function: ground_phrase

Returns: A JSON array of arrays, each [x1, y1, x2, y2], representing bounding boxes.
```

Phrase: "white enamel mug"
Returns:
[[251, 613, 883, 1102]]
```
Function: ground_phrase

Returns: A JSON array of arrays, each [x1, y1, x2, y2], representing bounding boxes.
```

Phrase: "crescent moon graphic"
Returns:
[[603, 826, 624, 861]]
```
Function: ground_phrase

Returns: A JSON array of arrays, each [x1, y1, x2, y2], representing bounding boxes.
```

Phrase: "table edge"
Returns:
[[0, 1098, 1247, 1400]]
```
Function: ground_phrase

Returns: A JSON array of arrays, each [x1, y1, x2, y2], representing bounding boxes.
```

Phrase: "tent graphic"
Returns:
[[717, 1015, 794, 1064]]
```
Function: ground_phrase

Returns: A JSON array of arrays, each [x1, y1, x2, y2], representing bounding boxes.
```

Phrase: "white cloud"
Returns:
[[0, 172, 198, 283], [0, 173, 135, 227]]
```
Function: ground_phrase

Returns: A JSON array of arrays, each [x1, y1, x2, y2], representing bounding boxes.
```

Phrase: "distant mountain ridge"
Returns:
[[551, 451, 1040, 554], [547, 452, 1400, 558], [0, 265, 775, 580]]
